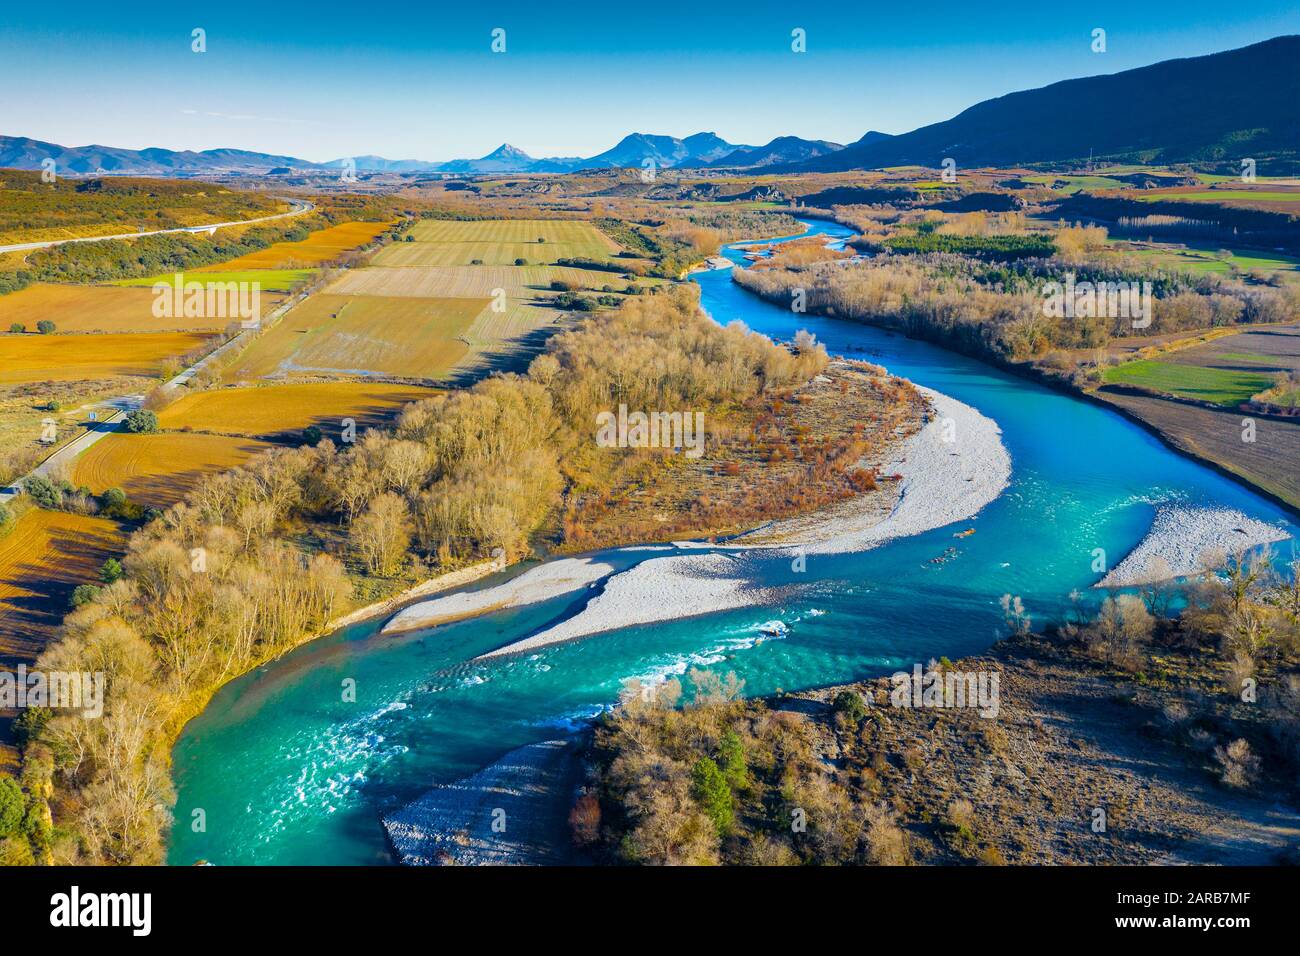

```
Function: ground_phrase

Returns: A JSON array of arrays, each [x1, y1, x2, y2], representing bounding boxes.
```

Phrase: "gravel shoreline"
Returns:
[[471, 385, 1010, 659], [1097, 505, 1291, 587]]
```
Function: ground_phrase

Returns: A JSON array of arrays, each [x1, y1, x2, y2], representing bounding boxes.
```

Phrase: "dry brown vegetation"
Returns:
[[584, 549, 1300, 866], [15, 285, 886, 865]]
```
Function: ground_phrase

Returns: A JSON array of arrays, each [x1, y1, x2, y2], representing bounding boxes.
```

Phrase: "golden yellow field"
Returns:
[[155, 381, 436, 437], [196, 220, 394, 271], [73, 432, 275, 508], [223, 294, 487, 382], [0, 283, 278, 334], [0, 332, 216, 384], [0, 509, 125, 661]]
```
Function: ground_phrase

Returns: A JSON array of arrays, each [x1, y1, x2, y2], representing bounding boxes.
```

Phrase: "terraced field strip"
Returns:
[[72, 432, 276, 508], [327, 263, 620, 298], [222, 294, 487, 382], [0, 331, 216, 385], [115, 269, 314, 293], [0, 509, 126, 661], [197, 220, 395, 270], [156, 381, 438, 437], [0, 282, 285, 334]]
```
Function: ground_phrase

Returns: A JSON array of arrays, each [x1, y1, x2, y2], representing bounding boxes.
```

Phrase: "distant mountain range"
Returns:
[[0, 136, 315, 176], [4, 36, 1296, 179], [0, 131, 844, 177], [781, 35, 1300, 172]]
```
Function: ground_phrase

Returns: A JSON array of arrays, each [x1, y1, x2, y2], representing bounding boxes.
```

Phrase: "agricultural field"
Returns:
[[116, 269, 312, 294], [198, 220, 394, 270], [222, 294, 488, 382], [155, 381, 436, 438], [328, 263, 623, 298], [1102, 359, 1275, 406], [0, 331, 215, 385], [1132, 184, 1300, 212], [373, 218, 619, 267], [0, 509, 125, 663], [72, 432, 276, 508], [0, 283, 284, 334], [1096, 324, 1300, 510], [1111, 240, 1300, 281]]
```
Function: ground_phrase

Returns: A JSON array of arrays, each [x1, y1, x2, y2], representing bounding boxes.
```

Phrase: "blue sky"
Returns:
[[2, 1, 1296, 161]]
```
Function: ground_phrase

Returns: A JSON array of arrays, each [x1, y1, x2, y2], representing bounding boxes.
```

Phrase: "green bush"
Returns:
[[24, 475, 61, 509], [100, 486, 127, 511], [8, 323, 24, 334], [36, 320, 55, 334], [691, 757, 733, 836], [71, 583, 102, 608], [302, 425, 323, 447], [832, 690, 869, 724], [100, 557, 124, 584], [0, 778, 24, 838], [123, 409, 159, 434]]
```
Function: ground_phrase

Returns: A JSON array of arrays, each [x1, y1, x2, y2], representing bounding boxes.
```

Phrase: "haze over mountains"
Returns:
[[3, 36, 1296, 179]]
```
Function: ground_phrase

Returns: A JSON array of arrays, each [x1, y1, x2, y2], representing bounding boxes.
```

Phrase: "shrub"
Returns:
[[691, 757, 733, 836], [36, 320, 55, 334], [832, 690, 869, 724], [123, 409, 159, 434], [0, 778, 24, 838], [1213, 738, 1260, 789], [99, 486, 127, 513], [514, 257, 528, 266], [24, 475, 61, 509], [99, 557, 124, 584], [302, 425, 323, 447], [8, 323, 24, 334], [71, 584, 103, 608]]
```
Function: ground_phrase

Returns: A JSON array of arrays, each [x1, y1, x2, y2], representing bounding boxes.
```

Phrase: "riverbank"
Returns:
[[582, 629, 1300, 865], [462, 383, 1009, 660], [728, 256, 1300, 520], [1097, 505, 1291, 587], [739, 384, 1009, 553]]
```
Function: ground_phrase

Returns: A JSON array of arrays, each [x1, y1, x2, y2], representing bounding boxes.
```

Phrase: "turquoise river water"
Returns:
[[169, 219, 1296, 864]]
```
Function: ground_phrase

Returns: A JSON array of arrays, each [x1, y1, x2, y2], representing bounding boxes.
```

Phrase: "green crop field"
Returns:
[[1103, 359, 1274, 406], [1113, 241, 1300, 280], [1135, 190, 1300, 203], [115, 269, 317, 292]]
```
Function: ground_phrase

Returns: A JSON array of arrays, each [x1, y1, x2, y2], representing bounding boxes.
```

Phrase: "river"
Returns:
[[168, 218, 1295, 864]]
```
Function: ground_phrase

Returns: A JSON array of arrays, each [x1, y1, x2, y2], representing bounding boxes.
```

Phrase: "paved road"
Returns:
[[0, 197, 315, 254], [0, 285, 312, 505]]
